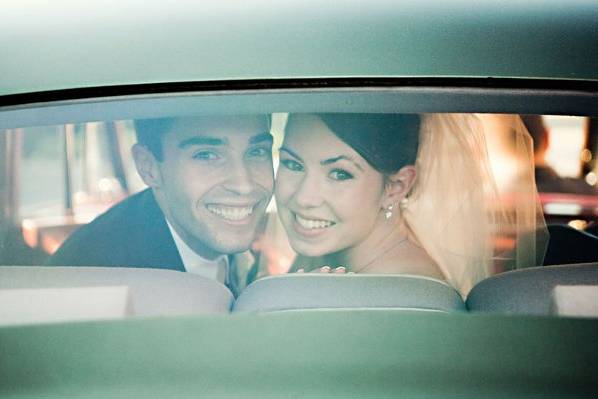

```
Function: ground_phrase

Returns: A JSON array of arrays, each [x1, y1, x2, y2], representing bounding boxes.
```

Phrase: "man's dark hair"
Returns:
[[134, 115, 272, 162], [134, 118, 176, 162]]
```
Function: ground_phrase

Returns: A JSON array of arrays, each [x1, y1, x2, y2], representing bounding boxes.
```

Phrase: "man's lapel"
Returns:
[[137, 190, 185, 272]]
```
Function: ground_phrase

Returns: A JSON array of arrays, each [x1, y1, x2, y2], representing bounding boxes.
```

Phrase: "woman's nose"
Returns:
[[292, 174, 323, 208]]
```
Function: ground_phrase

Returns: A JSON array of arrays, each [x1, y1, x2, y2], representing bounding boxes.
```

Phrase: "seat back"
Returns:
[[233, 274, 465, 313], [543, 224, 598, 265], [0, 266, 233, 325], [466, 262, 598, 315]]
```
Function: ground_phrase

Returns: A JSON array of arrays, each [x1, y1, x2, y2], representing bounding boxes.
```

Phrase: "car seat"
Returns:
[[466, 262, 598, 315], [233, 273, 465, 313]]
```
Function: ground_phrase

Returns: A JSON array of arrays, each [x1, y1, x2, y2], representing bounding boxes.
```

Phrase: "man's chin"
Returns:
[[213, 242, 252, 256], [194, 208, 268, 255], [210, 232, 257, 255]]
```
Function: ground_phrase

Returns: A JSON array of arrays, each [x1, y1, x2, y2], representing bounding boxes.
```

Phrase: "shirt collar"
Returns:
[[165, 220, 229, 284]]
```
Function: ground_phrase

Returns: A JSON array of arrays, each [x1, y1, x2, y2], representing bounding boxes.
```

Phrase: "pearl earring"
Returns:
[[384, 205, 394, 219], [400, 197, 409, 211]]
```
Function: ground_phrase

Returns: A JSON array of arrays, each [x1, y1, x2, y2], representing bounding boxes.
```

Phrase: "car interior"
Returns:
[[2, 0, 598, 395], [1, 85, 597, 324], [1, 84, 597, 398]]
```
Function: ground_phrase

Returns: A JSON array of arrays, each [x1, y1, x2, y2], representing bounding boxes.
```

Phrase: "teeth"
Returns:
[[207, 205, 254, 221], [295, 214, 334, 229]]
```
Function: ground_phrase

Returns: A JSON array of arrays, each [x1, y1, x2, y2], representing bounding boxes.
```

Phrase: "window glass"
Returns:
[[1, 103, 596, 293], [114, 120, 147, 194], [18, 122, 133, 219], [544, 116, 587, 178], [19, 125, 65, 218]]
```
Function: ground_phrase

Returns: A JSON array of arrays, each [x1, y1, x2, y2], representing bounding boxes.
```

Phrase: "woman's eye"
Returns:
[[280, 159, 304, 172], [329, 168, 354, 181], [192, 150, 219, 161], [247, 147, 271, 159]]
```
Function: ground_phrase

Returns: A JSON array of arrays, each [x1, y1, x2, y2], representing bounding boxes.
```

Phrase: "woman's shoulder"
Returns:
[[367, 243, 445, 281], [289, 244, 445, 281]]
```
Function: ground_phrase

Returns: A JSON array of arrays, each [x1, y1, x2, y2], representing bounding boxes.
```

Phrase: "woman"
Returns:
[[274, 113, 546, 296]]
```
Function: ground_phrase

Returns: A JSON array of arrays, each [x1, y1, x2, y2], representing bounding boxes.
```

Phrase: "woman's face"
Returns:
[[275, 115, 387, 257]]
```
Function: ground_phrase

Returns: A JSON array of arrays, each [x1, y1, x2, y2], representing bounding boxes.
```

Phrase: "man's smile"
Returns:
[[206, 203, 256, 222]]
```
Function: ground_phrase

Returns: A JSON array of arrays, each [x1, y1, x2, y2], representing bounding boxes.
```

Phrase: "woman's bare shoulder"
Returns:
[[366, 243, 445, 280]]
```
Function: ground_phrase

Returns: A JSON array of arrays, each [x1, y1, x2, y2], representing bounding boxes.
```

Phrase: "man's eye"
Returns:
[[280, 159, 304, 172], [192, 150, 219, 160], [329, 169, 353, 181], [247, 147, 271, 159]]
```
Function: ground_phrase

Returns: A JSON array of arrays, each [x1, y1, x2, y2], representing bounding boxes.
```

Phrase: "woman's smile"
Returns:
[[292, 211, 337, 238]]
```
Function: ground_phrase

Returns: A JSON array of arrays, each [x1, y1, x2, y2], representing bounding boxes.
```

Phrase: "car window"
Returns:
[[18, 122, 136, 219], [6, 121, 146, 256], [19, 125, 66, 218], [0, 89, 596, 319], [521, 115, 598, 227], [2, 107, 595, 269]]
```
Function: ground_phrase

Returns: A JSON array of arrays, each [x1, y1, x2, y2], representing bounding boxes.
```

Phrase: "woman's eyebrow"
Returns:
[[321, 155, 364, 171], [178, 136, 226, 148], [279, 147, 303, 162]]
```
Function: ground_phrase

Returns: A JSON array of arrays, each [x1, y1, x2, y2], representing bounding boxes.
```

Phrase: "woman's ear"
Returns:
[[132, 143, 163, 188], [382, 165, 417, 208]]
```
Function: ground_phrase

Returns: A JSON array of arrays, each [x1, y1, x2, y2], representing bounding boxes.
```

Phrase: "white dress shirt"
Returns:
[[166, 221, 229, 284]]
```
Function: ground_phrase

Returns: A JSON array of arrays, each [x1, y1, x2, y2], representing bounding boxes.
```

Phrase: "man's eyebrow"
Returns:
[[178, 136, 227, 148], [279, 147, 303, 162], [249, 133, 274, 145], [321, 155, 364, 171]]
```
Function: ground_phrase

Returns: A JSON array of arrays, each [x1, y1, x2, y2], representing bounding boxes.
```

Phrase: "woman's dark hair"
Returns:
[[315, 113, 421, 174]]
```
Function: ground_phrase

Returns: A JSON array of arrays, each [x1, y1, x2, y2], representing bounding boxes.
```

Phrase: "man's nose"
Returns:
[[223, 160, 254, 195], [292, 173, 323, 209]]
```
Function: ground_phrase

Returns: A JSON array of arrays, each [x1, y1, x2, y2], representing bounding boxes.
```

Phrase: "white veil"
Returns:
[[403, 113, 548, 296]]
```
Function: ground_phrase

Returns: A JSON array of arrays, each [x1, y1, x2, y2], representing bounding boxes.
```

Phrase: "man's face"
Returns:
[[151, 116, 274, 259]]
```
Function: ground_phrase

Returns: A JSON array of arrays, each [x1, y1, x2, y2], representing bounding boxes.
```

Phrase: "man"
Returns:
[[46, 115, 274, 295]]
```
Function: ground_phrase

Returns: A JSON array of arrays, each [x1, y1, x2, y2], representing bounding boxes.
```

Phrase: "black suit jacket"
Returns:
[[46, 189, 185, 271]]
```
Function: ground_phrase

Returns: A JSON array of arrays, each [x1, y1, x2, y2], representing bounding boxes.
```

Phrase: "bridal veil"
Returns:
[[403, 113, 548, 296]]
